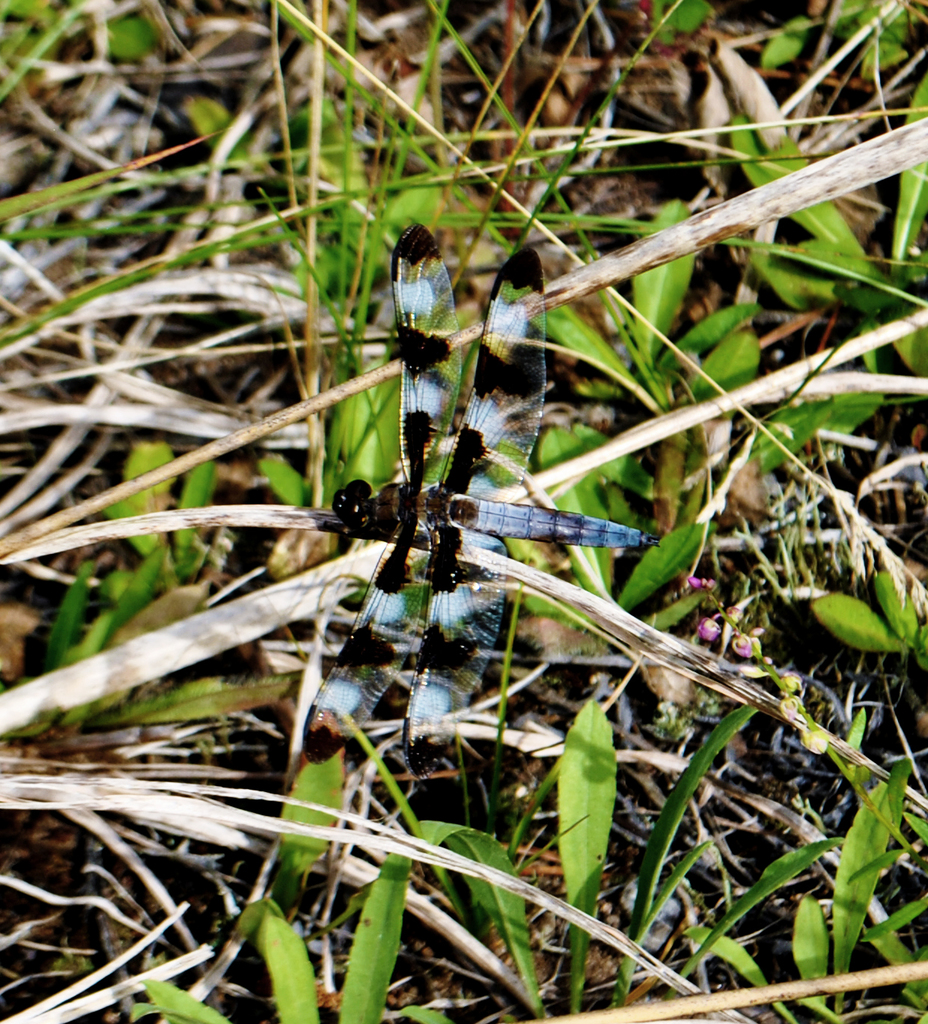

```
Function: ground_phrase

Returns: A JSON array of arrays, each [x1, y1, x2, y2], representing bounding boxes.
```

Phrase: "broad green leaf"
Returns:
[[618, 522, 705, 611], [833, 779, 895, 987], [750, 250, 838, 310], [633, 201, 694, 358], [240, 900, 318, 1024], [559, 701, 616, 1012], [893, 71, 928, 264], [847, 709, 867, 750], [794, 895, 829, 979], [812, 594, 906, 653], [421, 823, 543, 1017], [260, 457, 307, 507], [691, 330, 760, 403], [103, 441, 175, 555], [108, 15, 158, 60], [754, 401, 834, 473], [672, 303, 761, 357], [874, 572, 921, 649], [547, 305, 629, 377], [139, 981, 231, 1024], [44, 561, 95, 671], [339, 855, 410, 1024], [761, 18, 809, 68], [273, 758, 344, 913], [895, 327, 928, 377], [681, 839, 839, 976], [824, 393, 884, 436]]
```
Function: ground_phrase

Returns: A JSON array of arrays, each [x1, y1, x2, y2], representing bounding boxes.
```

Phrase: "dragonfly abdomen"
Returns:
[[451, 496, 659, 549]]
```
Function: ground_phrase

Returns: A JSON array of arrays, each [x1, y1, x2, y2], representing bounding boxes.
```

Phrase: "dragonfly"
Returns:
[[305, 225, 659, 777]]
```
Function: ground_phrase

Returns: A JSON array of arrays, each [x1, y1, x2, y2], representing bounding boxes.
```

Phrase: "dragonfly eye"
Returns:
[[333, 479, 372, 528]]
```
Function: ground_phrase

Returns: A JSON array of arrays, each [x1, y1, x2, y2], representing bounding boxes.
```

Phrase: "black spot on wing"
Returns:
[[497, 247, 543, 294], [473, 343, 534, 400], [304, 710, 346, 764], [336, 623, 395, 668], [404, 409, 432, 492], [406, 734, 445, 779], [430, 525, 465, 594], [418, 623, 476, 671], [442, 425, 487, 496], [398, 324, 452, 380], [394, 223, 440, 268], [375, 520, 418, 594]]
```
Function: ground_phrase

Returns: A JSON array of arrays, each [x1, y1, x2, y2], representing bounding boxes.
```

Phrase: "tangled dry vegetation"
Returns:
[[2, 0, 928, 1021]]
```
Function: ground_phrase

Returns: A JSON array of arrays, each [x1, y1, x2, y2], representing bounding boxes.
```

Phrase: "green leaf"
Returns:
[[108, 15, 158, 61], [761, 18, 809, 69], [633, 201, 695, 358], [754, 401, 834, 473], [87, 674, 294, 728], [874, 572, 921, 649], [896, 327, 928, 377], [273, 758, 344, 913], [794, 894, 829, 979], [733, 132, 864, 257], [558, 701, 616, 1012], [672, 303, 761, 358], [547, 305, 631, 378], [833, 780, 894, 985], [260, 457, 307, 507], [681, 839, 839, 976], [847, 709, 867, 750], [864, 898, 928, 941], [398, 1009, 456, 1024], [103, 441, 175, 555], [44, 561, 95, 671], [339, 855, 410, 1024], [750, 250, 838, 310], [628, 708, 754, 944], [893, 70, 928, 264], [139, 981, 231, 1024], [812, 594, 907, 653], [240, 900, 318, 1024], [618, 522, 705, 611], [691, 330, 760, 403], [420, 823, 543, 1017]]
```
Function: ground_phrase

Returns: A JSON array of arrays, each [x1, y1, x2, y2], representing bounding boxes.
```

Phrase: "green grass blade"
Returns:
[[559, 700, 616, 1013], [139, 980, 232, 1024], [421, 822, 544, 1017], [339, 854, 411, 1024], [44, 561, 95, 672], [681, 839, 839, 978], [614, 707, 754, 1005]]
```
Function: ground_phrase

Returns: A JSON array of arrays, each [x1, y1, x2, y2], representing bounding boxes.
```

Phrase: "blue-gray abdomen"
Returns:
[[450, 496, 659, 549]]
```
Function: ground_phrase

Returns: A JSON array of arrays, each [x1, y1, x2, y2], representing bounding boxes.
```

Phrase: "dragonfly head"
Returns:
[[333, 479, 373, 529]]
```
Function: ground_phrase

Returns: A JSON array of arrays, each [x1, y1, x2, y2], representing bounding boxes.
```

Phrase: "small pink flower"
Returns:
[[726, 606, 743, 622], [688, 576, 716, 591], [732, 633, 753, 658], [698, 617, 721, 642], [750, 627, 765, 638], [801, 728, 829, 755]]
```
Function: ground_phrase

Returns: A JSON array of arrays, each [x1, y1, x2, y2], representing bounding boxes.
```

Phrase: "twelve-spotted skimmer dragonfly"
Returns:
[[306, 225, 658, 777]]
